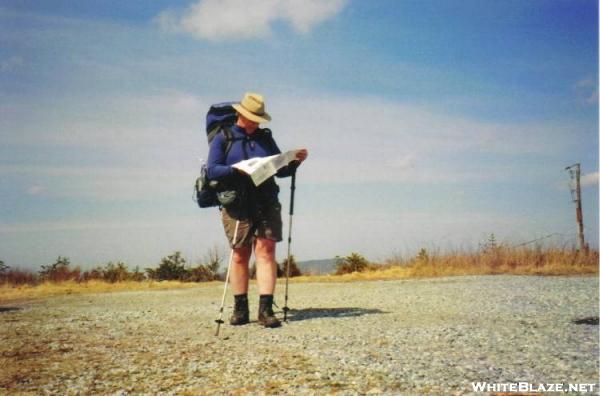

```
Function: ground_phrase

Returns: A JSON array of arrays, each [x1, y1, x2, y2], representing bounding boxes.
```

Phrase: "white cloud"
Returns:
[[280, 0, 348, 33], [157, 0, 346, 41], [581, 171, 599, 187]]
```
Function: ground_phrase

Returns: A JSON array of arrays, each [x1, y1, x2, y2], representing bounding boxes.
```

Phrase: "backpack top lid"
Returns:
[[206, 102, 237, 144]]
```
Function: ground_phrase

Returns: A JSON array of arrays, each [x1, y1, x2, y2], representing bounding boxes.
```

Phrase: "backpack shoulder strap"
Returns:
[[221, 127, 233, 155], [220, 126, 245, 158]]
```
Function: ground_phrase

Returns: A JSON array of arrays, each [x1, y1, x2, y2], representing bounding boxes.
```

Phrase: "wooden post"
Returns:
[[566, 163, 587, 252]]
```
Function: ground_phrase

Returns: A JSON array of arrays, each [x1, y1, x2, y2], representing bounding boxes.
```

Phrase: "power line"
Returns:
[[513, 233, 562, 248]]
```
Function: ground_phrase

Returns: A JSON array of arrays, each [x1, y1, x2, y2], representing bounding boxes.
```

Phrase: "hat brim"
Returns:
[[232, 103, 271, 124]]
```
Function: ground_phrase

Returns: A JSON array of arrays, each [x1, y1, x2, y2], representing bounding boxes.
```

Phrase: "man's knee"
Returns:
[[233, 246, 252, 264], [255, 238, 276, 260]]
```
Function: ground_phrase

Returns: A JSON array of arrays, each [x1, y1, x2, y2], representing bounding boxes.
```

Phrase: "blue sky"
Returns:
[[0, 0, 598, 270]]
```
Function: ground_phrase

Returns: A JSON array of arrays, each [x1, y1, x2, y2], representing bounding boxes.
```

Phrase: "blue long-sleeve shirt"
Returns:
[[207, 125, 293, 203], [207, 125, 281, 180]]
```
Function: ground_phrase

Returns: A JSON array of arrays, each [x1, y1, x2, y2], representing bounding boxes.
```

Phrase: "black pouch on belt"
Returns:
[[216, 190, 237, 207]]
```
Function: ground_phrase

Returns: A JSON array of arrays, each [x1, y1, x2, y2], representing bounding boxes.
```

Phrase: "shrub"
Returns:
[[250, 261, 284, 279], [190, 246, 223, 281], [145, 248, 227, 282], [280, 255, 302, 277], [203, 246, 222, 275], [335, 253, 370, 275], [416, 248, 429, 263], [0, 266, 38, 285], [80, 262, 145, 282], [103, 262, 130, 283], [39, 256, 80, 282], [185, 265, 217, 282], [147, 251, 187, 281], [129, 266, 145, 282], [80, 266, 104, 282]]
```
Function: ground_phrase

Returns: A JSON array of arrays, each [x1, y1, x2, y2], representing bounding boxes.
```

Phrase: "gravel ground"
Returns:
[[1, 275, 598, 395]]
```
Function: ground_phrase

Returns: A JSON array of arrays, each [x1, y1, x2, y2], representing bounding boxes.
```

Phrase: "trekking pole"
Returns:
[[215, 219, 240, 337], [283, 170, 296, 322]]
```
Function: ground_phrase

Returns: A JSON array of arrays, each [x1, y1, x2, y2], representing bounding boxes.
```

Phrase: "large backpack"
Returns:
[[195, 102, 237, 208], [194, 102, 274, 208]]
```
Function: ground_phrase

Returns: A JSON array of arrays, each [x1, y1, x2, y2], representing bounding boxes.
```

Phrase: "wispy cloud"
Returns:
[[0, 216, 198, 234], [269, 95, 574, 183], [1, 91, 208, 152], [0, 165, 193, 201], [2, 91, 576, 191], [157, 0, 346, 41]]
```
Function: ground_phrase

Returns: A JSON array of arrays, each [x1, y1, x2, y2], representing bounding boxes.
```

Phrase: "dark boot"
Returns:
[[230, 294, 249, 326], [258, 294, 281, 328]]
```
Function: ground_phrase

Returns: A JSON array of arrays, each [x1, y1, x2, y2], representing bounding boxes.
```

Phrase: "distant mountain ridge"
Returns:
[[296, 258, 337, 275]]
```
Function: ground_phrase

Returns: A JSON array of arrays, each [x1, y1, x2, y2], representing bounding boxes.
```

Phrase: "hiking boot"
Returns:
[[258, 294, 281, 328], [230, 294, 249, 326]]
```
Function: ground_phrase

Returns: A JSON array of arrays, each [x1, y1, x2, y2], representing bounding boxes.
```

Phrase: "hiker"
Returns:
[[207, 92, 308, 328]]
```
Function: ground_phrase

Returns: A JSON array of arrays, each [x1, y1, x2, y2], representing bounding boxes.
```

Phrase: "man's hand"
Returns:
[[295, 149, 308, 163]]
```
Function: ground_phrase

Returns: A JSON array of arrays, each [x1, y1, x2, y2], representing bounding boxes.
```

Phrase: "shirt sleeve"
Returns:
[[270, 134, 297, 178], [207, 132, 235, 180], [267, 134, 282, 155]]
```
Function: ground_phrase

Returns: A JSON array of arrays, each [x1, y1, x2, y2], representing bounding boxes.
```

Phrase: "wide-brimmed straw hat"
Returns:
[[232, 92, 271, 124]]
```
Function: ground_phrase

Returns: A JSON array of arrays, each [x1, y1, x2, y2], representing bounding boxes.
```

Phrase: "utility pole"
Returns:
[[565, 163, 587, 252]]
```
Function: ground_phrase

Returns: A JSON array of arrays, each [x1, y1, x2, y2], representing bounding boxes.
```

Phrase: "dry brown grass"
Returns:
[[1, 247, 597, 301], [0, 280, 214, 303], [292, 247, 599, 283]]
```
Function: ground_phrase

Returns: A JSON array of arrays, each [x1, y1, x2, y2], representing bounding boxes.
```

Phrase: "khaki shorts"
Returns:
[[221, 202, 283, 248]]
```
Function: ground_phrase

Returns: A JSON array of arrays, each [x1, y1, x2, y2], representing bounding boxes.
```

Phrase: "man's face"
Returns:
[[238, 114, 259, 132]]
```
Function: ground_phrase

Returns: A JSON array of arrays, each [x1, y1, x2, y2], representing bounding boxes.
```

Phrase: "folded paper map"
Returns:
[[232, 149, 302, 186]]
